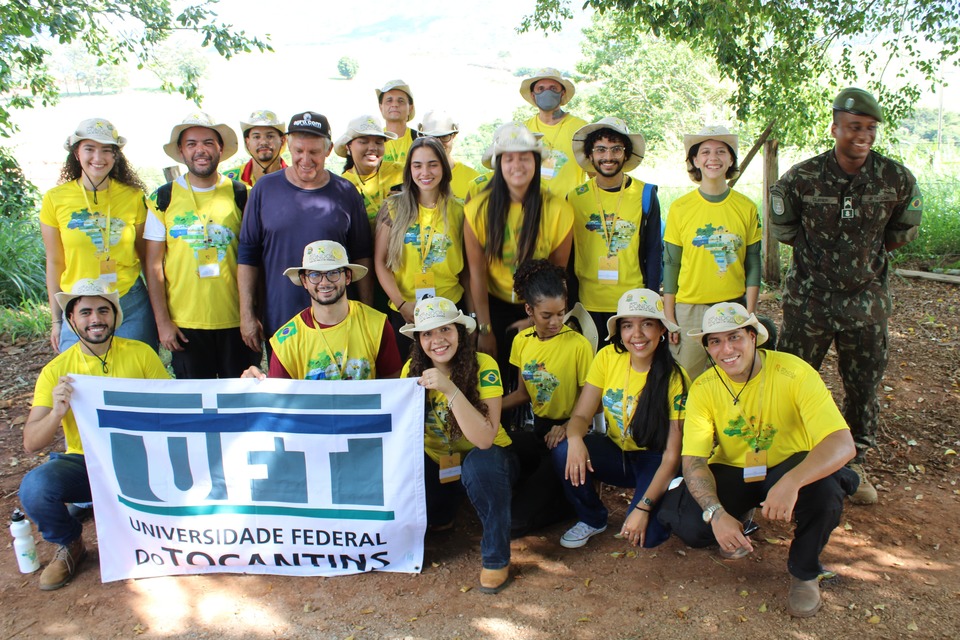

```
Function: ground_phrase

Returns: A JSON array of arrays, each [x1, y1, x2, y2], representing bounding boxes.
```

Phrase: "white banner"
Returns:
[[70, 375, 426, 582]]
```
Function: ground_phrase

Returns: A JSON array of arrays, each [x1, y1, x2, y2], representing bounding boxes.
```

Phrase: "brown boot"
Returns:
[[847, 462, 878, 505], [787, 576, 822, 617], [478, 566, 512, 594], [39, 538, 87, 591]]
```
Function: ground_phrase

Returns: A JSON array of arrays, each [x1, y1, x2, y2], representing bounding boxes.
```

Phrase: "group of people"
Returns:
[[20, 72, 921, 619]]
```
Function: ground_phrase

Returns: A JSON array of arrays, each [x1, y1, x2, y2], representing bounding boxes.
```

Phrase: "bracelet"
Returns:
[[398, 301, 406, 310], [636, 506, 651, 513], [448, 388, 461, 405]]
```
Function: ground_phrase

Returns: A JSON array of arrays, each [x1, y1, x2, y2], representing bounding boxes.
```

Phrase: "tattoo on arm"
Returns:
[[682, 456, 721, 511]]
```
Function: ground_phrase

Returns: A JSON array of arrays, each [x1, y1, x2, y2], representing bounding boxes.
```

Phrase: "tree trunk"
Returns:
[[762, 139, 780, 285]]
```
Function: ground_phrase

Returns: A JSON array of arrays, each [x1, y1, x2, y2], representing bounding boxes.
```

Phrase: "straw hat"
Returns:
[[572, 117, 646, 173], [64, 118, 126, 150], [605, 288, 679, 340], [686, 302, 769, 346], [55, 278, 123, 329], [418, 111, 459, 137], [240, 110, 285, 136], [334, 115, 398, 158], [399, 297, 476, 336], [164, 112, 238, 163], [481, 123, 545, 170], [519, 68, 576, 107]]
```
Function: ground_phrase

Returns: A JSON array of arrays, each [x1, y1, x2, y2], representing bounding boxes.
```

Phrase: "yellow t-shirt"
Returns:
[[39, 181, 148, 296], [464, 189, 574, 302], [682, 350, 849, 467], [383, 131, 416, 166], [569, 178, 649, 312], [450, 162, 482, 201], [342, 162, 405, 226], [586, 344, 689, 452], [32, 338, 170, 455], [146, 178, 246, 329], [524, 113, 588, 197], [465, 173, 492, 203], [509, 326, 593, 420], [401, 352, 512, 464], [664, 189, 762, 304], [380, 199, 465, 309], [270, 302, 386, 380]]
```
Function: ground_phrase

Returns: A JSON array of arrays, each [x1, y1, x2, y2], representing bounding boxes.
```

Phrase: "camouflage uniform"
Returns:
[[769, 149, 922, 460]]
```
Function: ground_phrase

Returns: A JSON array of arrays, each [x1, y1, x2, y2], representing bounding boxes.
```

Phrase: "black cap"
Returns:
[[287, 111, 332, 138]]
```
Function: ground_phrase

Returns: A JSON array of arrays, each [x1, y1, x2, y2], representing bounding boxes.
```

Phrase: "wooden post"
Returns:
[[762, 139, 780, 285], [163, 166, 181, 183]]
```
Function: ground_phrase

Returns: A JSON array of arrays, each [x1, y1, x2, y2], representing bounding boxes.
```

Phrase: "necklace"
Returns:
[[712, 354, 757, 405]]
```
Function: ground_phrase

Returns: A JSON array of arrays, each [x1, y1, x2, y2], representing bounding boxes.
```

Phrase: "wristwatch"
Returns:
[[478, 322, 492, 336], [702, 503, 724, 524]]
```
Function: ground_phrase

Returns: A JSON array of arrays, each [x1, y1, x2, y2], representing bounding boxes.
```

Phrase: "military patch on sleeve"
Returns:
[[908, 196, 922, 211], [771, 195, 785, 217], [479, 369, 501, 387]]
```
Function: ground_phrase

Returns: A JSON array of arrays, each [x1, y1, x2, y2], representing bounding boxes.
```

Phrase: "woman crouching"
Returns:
[[552, 289, 689, 549], [400, 297, 518, 593]]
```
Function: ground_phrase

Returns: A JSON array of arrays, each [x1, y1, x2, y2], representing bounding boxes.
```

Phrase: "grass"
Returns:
[[0, 298, 50, 341], [894, 173, 960, 266], [0, 216, 46, 307]]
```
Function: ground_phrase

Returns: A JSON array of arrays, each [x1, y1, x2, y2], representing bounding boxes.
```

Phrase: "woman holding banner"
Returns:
[[400, 296, 517, 594]]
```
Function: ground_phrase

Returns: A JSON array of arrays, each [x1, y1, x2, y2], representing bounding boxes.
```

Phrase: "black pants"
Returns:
[[659, 452, 857, 580], [171, 327, 262, 379]]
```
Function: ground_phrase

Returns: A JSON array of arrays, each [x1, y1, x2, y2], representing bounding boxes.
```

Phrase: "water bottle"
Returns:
[[10, 509, 40, 573]]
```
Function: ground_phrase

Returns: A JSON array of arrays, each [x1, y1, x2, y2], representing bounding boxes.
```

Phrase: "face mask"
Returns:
[[534, 89, 563, 112]]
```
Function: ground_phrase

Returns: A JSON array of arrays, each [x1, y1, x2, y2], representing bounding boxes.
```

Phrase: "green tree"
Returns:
[[576, 12, 731, 151], [337, 56, 360, 80], [0, 0, 272, 136], [522, 0, 960, 147], [147, 40, 209, 95]]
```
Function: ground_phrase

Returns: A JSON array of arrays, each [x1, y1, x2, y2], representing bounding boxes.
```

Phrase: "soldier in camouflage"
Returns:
[[768, 88, 923, 505]]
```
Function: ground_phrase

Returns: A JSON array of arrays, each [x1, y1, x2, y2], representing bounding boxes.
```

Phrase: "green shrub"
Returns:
[[0, 298, 50, 341], [0, 216, 46, 306], [896, 173, 960, 264]]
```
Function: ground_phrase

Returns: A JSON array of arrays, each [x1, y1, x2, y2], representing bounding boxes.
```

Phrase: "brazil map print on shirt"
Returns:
[[306, 352, 372, 381], [585, 212, 637, 258], [521, 360, 560, 406], [724, 414, 778, 452], [404, 223, 453, 267], [168, 212, 235, 268], [691, 223, 743, 274], [66, 209, 125, 253]]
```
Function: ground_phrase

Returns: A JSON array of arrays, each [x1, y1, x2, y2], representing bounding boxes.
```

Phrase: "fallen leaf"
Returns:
[[577, 617, 591, 623], [431, 562, 440, 568], [408, 616, 418, 622], [584, 578, 592, 587], [133, 623, 146, 635], [907, 622, 919, 631], [360, 608, 374, 614], [303, 603, 313, 613], [676, 549, 686, 556], [460, 586, 471, 593], [626, 551, 637, 558], [765, 537, 780, 545], [738, 615, 748, 622], [843, 523, 853, 531], [758, 603, 768, 613], [874, 604, 886, 611], [868, 615, 881, 624], [945, 449, 957, 456], [610, 552, 624, 558], [739, 590, 749, 597]]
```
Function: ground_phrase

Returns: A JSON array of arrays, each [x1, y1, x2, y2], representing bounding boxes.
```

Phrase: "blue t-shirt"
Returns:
[[238, 170, 372, 338]]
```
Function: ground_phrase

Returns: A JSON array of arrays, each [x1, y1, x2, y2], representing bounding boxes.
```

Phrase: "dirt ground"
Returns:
[[0, 273, 957, 640]]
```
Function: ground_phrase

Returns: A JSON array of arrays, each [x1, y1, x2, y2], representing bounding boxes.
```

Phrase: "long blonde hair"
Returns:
[[383, 137, 454, 270]]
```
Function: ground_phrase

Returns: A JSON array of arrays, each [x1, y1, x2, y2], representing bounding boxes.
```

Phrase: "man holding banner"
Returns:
[[244, 240, 401, 380], [19, 279, 169, 591]]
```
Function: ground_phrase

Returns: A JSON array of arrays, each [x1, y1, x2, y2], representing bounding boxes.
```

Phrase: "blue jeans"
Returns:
[[551, 433, 671, 548], [424, 446, 519, 569], [60, 278, 158, 352], [18, 453, 91, 546]]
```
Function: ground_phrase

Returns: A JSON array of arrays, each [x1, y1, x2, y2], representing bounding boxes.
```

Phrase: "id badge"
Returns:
[[197, 248, 221, 278], [439, 453, 461, 484], [99, 257, 118, 284], [744, 449, 767, 483], [414, 271, 436, 301], [598, 256, 619, 284]]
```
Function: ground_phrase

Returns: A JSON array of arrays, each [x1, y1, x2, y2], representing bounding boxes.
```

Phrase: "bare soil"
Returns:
[[0, 273, 957, 640]]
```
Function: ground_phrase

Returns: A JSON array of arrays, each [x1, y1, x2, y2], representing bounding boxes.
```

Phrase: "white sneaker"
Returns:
[[560, 521, 607, 548]]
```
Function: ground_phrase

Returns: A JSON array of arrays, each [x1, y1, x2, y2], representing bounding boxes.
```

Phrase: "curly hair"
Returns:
[[59, 144, 147, 192], [610, 318, 686, 452], [583, 128, 632, 160], [405, 323, 487, 443], [512, 258, 567, 307]]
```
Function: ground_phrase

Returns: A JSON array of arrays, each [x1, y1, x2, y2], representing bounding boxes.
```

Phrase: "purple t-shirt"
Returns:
[[238, 169, 372, 338]]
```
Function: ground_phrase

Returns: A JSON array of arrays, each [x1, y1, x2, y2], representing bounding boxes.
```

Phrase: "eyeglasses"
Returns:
[[592, 145, 626, 157], [431, 133, 456, 143], [305, 269, 344, 284]]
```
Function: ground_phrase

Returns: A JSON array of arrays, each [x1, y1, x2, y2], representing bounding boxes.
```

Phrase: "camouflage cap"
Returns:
[[833, 88, 883, 123]]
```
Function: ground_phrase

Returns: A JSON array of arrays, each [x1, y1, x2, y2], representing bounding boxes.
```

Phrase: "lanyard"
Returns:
[[719, 353, 769, 451], [184, 176, 212, 244], [417, 205, 437, 273], [620, 360, 639, 450], [593, 178, 626, 255], [312, 310, 351, 379], [356, 167, 386, 208], [427, 393, 460, 455], [77, 180, 112, 258]]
